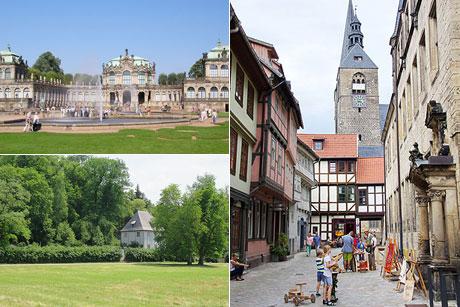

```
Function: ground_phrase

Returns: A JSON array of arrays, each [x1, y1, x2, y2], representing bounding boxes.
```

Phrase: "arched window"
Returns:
[[147, 72, 152, 85], [5, 88, 11, 98], [198, 87, 206, 99], [352, 73, 366, 94], [122, 70, 131, 84], [109, 71, 115, 85], [78, 92, 83, 102], [221, 65, 229, 77], [138, 71, 145, 85], [210, 65, 218, 77], [210, 86, 218, 99], [5, 69, 11, 80], [0, 69, 3, 79], [91, 92, 96, 102], [221, 87, 229, 98], [84, 92, 89, 102], [72, 92, 76, 102], [15, 88, 21, 98], [155, 91, 160, 101], [0, 89, 3, 98], [162, 92, 166, 101], [187, 87, 195, 99], [23, 88, 30, 98]]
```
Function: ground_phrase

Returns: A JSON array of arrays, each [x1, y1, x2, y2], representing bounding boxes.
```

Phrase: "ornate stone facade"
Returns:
[[0, 43, 229, 112], [382, 0, 460, 300]]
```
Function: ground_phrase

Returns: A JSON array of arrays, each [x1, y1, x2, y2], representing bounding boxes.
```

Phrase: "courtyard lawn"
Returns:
[[0, 122, 228, 154], [218, 112, 229, 118], [0, 262, 229, 306]]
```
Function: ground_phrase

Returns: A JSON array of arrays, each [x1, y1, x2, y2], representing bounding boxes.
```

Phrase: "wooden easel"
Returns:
[[406, 249, 428, 298], [394, 248, 410, 292], [382, 238, 401, 281]]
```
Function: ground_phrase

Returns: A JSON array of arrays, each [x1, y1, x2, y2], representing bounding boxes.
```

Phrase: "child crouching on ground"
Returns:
[[315, 250, 324, 297], [322, 245, 337, 306]]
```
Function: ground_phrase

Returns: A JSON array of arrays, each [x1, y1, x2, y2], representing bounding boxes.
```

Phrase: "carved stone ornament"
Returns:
[[415, 196, 430, 206], [427, 190, 445, 202], [409, 142, 424, 164]]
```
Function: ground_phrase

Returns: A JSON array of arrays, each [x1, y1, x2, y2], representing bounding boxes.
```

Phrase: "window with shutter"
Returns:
[[247, 82, 254, 119], [230, 129, 238, 175], [235, 64, 244, 106], [239, 140, 249, 181]]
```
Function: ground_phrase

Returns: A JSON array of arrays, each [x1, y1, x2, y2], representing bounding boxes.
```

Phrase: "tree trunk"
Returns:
[[198, 247, 204, 265]]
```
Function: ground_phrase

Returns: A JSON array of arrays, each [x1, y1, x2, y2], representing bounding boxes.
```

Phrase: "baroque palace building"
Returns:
[[0, 42, 228, 112], [382, 0, 460, 300]]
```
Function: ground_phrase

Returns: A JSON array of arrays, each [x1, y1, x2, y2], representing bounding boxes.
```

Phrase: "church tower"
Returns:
[[335, 0, 381, 149]]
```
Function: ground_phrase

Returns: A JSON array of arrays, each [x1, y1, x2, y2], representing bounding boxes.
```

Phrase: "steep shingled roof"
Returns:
[[298, 134, 358, 158], [357, 157, 384, 184], [120, 211, 153, 232]]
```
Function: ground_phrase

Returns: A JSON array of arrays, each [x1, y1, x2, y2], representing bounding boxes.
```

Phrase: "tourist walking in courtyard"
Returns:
[[322, 245, 337, 306], [23, 111, 32, 132], [315, 249, 324, 297], [313, 232, 321, 256], [364, 230, 377, 270], [230, 253, 249, 281], [342, 231, 355, 272], [306, 233, 313, 256]]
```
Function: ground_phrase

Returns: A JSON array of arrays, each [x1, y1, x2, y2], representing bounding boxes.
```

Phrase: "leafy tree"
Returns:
[[27, 68, 43, 80], [33, 52, 63, 74], [158, 73, 168, 85], [92, 225, 105, 246], [167, 73, 177, 85], [0, 170, 31, 247], [176, 72, 186, 83], [55, 222, 76, 246], [189, 174, 229, 265], [64, 73, 73, 85], [188, 59, 204, 78]]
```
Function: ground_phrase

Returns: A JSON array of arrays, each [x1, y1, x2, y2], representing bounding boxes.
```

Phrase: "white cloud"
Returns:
[[231, 0, 399, 133]]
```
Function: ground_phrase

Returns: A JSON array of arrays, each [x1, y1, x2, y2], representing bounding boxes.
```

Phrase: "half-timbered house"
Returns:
[[230, 6, 271, 263]]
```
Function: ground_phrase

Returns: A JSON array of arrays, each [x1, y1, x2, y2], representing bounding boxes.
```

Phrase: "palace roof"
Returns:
[[357, 157, 384, 184], [0, 45, 22, 64], [207, 40, 229, 60], [298, 134, 358, 158], [107, 52, 152, 68]]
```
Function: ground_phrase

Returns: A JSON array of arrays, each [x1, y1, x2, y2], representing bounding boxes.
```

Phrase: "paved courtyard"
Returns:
[[231, 248, 431, 307]]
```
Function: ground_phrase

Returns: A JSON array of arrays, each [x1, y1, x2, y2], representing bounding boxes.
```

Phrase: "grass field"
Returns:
[[0, 122, 229, 154], [0, 263, 229, 306]]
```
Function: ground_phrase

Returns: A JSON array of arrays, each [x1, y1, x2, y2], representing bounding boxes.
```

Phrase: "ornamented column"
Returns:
[[427, 190, 447, 264], [415, 195, 431, 259]]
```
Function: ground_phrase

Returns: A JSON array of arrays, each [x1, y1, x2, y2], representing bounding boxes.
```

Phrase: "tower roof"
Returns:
[[339, 0, 376, 69]]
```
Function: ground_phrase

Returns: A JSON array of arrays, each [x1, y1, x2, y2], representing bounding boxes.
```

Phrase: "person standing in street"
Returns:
[[341, 231, 355, 272], [212, 109, 217, 125], [313, 232, 321, 256], [364, 230, 377, 270], [322, 245, 337, 306], [306, 233, 314, 257]]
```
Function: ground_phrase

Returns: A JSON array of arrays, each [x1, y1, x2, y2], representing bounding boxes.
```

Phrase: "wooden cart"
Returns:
[[284, 283, 316, 306]]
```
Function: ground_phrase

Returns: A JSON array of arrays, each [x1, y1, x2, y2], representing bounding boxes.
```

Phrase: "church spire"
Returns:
[[340, 0, 364, 63]]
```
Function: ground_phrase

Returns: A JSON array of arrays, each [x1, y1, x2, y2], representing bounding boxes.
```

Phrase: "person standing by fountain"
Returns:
[[23, 111, 32, 132], [147, 107, 151, 116], [212, 109, 217, 125]]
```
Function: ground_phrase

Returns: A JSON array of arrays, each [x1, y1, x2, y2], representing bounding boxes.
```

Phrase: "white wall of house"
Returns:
[[121, 231, 155, 249]]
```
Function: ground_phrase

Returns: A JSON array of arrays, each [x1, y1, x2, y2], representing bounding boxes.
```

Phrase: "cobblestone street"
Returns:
[[231, 249, 430, 307]]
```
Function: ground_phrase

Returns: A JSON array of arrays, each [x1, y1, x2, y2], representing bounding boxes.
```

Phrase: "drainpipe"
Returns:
[[392, 43, 404, 256]]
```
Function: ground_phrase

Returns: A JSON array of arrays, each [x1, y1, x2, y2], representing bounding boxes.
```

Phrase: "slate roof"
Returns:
[[340, 44, 378, 69], [379, 104, 390, 133], [298, 134, 358, 158], [358, 146, 384, 158], [121, 210, 153, 232], [357, 157, 384, 184], [0, 45, 21, 64], [339, 0, 377, 69]]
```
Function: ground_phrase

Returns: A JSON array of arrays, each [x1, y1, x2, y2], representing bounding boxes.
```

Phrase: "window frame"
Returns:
[[235, 64, 244, 106], [246, 82, 254, 119], [239, 139, 249, 182], [230, 129, 238, 176]]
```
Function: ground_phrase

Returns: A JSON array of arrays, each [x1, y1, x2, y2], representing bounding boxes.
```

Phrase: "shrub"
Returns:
[[0, 245, 122, 264], [124, 248, 163, 262]]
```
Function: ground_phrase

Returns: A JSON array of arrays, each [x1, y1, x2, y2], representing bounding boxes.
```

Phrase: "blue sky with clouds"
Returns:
[[1, 0, 228, 78], [231, 0, 399, 134]]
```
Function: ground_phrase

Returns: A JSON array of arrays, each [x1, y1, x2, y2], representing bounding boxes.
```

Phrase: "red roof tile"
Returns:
[[357, 157, 384, 184], [297, 134, 358, 158]]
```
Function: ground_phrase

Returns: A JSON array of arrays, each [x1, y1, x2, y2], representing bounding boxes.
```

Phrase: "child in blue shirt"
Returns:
[[315, 249, 324, 296], [357, 238, 365, 261]]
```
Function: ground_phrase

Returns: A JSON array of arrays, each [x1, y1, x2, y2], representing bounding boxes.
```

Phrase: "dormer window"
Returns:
[[313, 140, 324, 151], [354, 56, 362, 61]]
